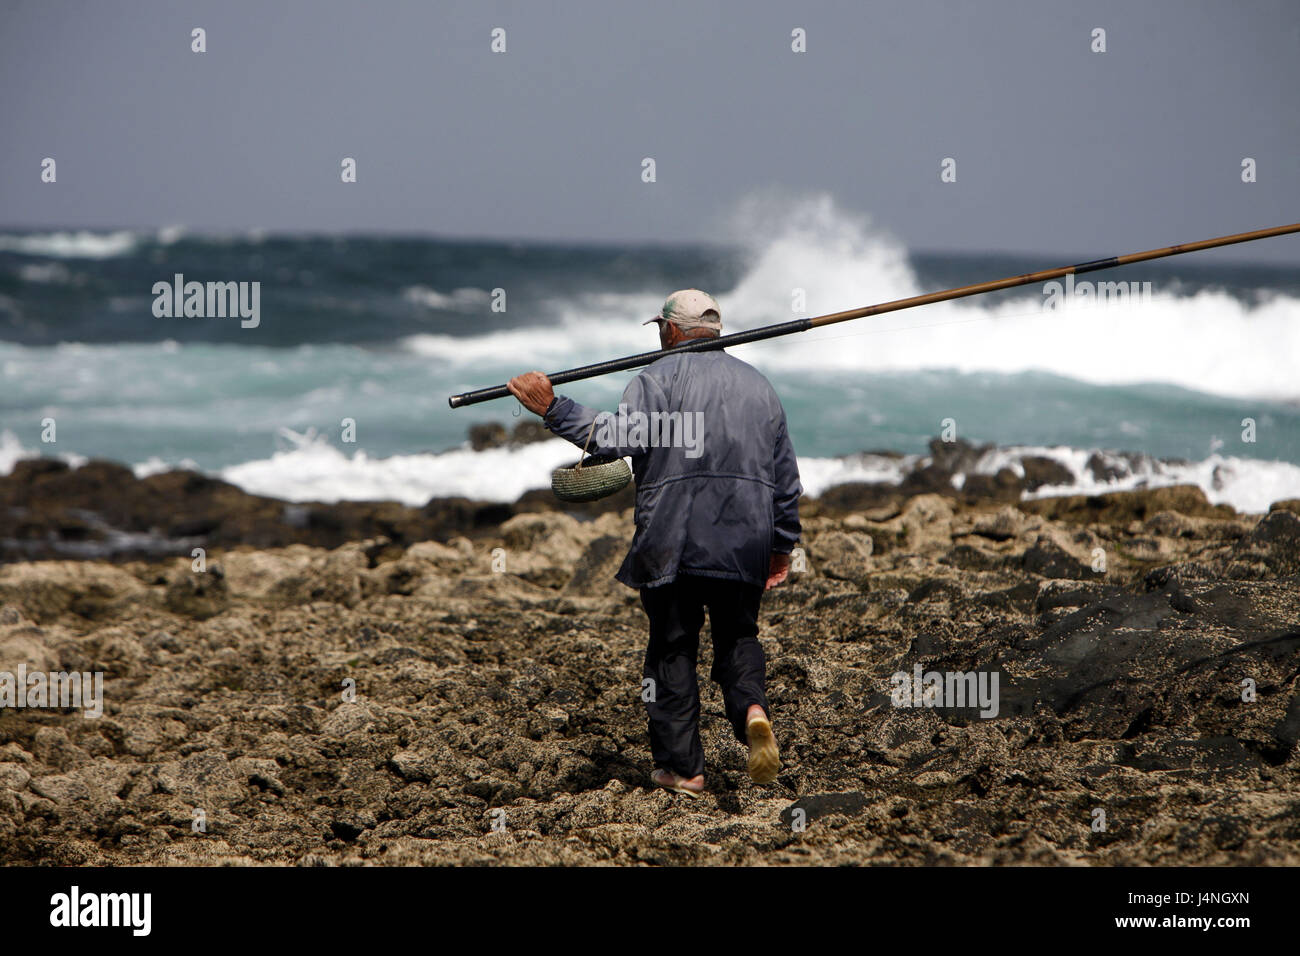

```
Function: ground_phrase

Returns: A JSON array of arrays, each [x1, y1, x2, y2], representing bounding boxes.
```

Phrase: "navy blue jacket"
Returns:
[[544, 349, 802, 589]]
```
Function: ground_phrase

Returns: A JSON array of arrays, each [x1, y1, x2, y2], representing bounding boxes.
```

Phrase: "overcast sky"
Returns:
[[2, 0, 1298, 261]]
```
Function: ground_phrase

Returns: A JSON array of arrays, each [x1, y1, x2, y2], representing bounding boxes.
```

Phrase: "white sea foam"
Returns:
[[3, 425, 1295, 514], [403, 285, 493, 310], [206, 436, 1300, 514], [405, 194, 1300, 402], [0, 430, 36, 475], [971, 444, 1300, 515], [214, 438, 910, 506], [0, 230, 138, 259], [17, 262, 75, 284], [0, 430, 85, 474], [219, 433, 583, 506], [134, 455, 199, 478], [796, 452, 917, 495]]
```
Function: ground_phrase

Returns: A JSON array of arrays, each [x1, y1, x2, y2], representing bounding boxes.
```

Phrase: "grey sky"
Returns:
[[2, 0, 1298, 262]]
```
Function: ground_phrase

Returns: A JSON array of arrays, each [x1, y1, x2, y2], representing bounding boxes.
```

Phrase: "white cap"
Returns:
[[643, 289, 722, 332]]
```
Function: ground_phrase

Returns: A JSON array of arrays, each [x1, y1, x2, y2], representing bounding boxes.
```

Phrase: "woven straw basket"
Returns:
[[550, 416, 632, 502], [551, 454, 632, 501]]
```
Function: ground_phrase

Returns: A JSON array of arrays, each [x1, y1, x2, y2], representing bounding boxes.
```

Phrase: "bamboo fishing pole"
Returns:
[[447, 221, 1300, 408]]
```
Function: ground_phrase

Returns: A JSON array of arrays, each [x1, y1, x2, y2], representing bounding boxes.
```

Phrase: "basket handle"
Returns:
[[574, 414, 600, 471]]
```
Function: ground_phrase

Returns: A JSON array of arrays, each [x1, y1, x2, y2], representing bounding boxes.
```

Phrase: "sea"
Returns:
[[2, 197, 1298, 513]]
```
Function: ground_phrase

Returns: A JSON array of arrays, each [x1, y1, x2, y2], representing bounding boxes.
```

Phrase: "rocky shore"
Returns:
[[1, 440, 1298, 865]]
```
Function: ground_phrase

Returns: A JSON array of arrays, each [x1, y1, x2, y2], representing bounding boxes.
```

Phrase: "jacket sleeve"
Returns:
[[542, 373, 665, 460], [771, 406, 802, 554]]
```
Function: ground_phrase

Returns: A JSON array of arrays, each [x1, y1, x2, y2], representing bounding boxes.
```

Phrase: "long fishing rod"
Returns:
[[447, 221, 1300, 408]]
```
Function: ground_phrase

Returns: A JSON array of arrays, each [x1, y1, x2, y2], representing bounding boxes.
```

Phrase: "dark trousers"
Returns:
[[639, 574, 769, 778]]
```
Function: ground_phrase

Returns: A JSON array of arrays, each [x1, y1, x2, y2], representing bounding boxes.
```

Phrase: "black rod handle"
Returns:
[[447, 318, 811, 408]]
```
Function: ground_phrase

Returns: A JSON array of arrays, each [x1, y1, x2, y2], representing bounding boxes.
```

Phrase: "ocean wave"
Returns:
[[405, 194, 1300, 402], [0, 430, 36, 475], [218, 431, 583, 506], [403, 285, 493, 310], [0, 230, 138, 259], [0, 430, 87, 474], [218, 441, 1300, 514], [971, 445, 1300, 515], [213, 437, 924, 508], [3, 423, 1295, 513], [16, 262, 76, 284]]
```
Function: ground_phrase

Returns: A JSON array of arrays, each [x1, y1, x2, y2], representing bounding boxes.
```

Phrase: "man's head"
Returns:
[[645, 289, 722, 350]]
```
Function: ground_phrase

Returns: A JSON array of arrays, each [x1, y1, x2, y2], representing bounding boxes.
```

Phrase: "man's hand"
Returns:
[[507, 371, 555, 418], [765, 552, 791, 590]]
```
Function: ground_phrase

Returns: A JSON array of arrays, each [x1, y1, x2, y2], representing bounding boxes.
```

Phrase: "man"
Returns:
[[507, 289, 801, 797]]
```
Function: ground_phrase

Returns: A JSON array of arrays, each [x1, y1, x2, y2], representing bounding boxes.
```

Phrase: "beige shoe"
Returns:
[[650, 769, 705, 798], [746, 715, 780, 784]]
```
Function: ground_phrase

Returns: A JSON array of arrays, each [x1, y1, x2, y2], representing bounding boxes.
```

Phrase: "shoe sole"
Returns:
[[650, 771, 703, 799], [746, 717, 780, 784]]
